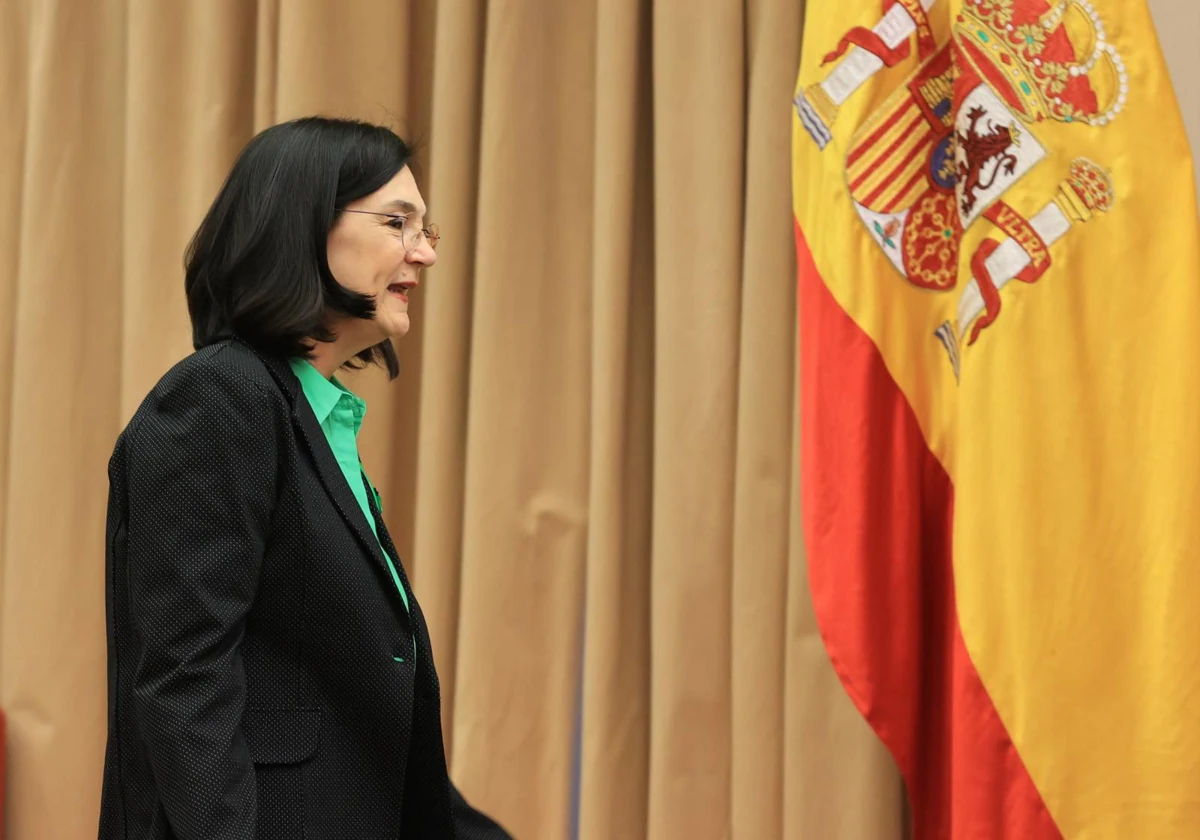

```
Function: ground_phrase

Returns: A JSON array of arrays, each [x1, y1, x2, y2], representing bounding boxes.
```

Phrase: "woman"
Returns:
[[98, 117, 511, 839]]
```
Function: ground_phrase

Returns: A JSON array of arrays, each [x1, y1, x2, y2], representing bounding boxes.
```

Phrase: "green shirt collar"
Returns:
[[288, 358, 366, 432]]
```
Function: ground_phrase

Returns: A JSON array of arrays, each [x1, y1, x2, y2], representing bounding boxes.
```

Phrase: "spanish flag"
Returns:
[[794, 1, 1200, 837]]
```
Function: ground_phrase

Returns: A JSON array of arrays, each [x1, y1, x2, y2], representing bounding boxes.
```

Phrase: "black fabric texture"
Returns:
[[98, 338, 512, 840]]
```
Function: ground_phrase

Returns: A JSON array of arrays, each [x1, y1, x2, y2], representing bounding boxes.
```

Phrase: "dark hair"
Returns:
[[185, 116, 415, 378]]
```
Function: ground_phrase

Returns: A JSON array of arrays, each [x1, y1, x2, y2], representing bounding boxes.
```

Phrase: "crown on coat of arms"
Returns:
[[956, 0, 1128, 127]]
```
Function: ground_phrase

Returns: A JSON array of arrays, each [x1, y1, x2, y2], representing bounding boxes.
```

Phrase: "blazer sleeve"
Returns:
[[451, 780, 514, 839], [123, 362, 280, 840]]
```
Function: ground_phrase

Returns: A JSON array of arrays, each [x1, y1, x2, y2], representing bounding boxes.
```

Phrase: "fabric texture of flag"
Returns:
[[793, 1, 1200, 836]]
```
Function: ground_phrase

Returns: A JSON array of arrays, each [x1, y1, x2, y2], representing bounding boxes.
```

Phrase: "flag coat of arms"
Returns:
[[793, 1, 1200, 836]]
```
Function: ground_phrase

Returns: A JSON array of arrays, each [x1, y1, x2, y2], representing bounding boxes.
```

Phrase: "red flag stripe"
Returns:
[[796, 220, 1062, 839]]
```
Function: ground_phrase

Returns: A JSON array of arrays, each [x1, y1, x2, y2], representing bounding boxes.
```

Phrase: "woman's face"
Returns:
[[326, 165, 437, 345]]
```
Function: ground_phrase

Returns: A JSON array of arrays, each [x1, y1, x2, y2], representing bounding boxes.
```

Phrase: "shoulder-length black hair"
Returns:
[[185, 116, 415, 379]]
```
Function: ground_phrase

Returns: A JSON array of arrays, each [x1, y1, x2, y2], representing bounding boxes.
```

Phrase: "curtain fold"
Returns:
[[577, 2, 655, 838], [410, 0, 488, 763], [0, 1, 913, 837], [1, 2, 127, 836], [449, 3, 598, 836], [645, 1, 745, 836], [729, 1, 802, 836]]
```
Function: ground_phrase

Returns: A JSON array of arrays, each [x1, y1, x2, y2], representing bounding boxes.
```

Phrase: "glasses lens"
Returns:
[[404, 224, 439, 252]]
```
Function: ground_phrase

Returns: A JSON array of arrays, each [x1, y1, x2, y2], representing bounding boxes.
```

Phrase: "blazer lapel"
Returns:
[[251, 344, 413, 625], [293, 395, 413, 626]]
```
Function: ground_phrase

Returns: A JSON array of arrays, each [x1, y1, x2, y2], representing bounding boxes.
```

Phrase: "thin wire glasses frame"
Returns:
[[340, 209, 440, 251]]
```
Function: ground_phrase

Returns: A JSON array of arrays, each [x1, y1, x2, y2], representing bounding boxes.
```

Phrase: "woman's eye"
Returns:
[[386, 217, 407, 230]]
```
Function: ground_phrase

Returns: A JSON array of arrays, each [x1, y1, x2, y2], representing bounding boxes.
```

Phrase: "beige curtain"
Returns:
[[47, 0, 1200, 837], [6, 1, 1196, 839], [1150, 0, 1200, 202]]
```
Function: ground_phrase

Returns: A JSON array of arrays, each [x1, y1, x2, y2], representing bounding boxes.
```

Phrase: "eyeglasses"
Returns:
[[340, 209, 440, 252]]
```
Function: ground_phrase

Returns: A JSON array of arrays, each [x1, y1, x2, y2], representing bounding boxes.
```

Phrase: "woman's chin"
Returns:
[[382, 313, 410, 339]]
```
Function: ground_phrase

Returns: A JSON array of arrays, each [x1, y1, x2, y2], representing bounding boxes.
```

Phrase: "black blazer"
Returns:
[[98, 338, 511, 840]]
